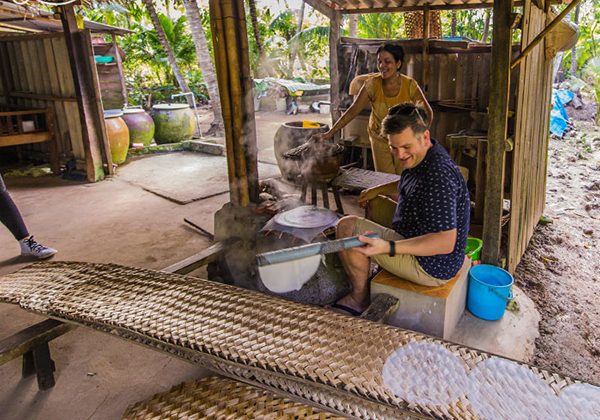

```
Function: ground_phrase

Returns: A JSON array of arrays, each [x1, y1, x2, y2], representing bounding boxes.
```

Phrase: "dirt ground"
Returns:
[[513, 106, 600, 384]]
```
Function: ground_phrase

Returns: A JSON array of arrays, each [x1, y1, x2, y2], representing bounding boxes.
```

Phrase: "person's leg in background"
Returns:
[[0, 173, 57, 259]]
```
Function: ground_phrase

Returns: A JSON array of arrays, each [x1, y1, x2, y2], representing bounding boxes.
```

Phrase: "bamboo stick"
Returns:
[[510, 0, 582, 70], [209, 0, 239, 205]]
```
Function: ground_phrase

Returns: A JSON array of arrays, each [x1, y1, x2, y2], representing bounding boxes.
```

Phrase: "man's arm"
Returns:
[[354, 229, 457, 257]]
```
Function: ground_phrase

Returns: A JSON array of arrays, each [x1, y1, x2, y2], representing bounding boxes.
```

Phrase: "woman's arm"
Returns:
[[413, 83, 434, 127], [314, 85, 371, 141]]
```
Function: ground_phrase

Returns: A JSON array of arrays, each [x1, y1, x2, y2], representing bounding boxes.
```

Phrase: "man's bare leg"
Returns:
[[335, 216, 371, 313]]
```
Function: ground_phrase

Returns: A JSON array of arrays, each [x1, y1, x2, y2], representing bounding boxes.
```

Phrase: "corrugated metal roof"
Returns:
[[0, 1, 131, 36], [306, 0, 560, 13]]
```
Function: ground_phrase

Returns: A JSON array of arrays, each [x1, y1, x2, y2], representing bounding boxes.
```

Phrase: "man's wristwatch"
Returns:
[[388, 240, 396, 257]]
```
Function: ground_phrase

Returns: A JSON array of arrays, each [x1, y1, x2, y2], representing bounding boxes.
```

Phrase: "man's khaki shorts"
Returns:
[[352, 217, 447, 287]]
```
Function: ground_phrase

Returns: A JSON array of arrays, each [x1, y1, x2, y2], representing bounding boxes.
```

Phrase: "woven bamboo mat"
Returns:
[[331, 168, 400, 191], [1, 262, 597, 419], [123, 375, 344, 419]]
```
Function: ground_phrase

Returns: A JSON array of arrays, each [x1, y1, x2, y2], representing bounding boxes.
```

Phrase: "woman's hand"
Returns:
[[358, 188, 382, 208], [354, 234, 392, 257], [310, 132, 332, 143]]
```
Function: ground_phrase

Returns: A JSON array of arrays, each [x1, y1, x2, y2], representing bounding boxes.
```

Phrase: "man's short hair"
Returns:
[[381, 103, 428, 137]]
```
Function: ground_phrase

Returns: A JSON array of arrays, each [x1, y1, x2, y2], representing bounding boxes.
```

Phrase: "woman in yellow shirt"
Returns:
[[315, 44, 433, 174]]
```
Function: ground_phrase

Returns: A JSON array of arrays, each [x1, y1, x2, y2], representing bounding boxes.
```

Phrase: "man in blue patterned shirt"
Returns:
[[333, 103, 470, 316]]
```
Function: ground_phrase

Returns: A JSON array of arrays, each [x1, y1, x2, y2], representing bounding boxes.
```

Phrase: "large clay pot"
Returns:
[[104, 110, 129, 165], [274, 121, 329, 180], [151, 104, 196, 144], [122, 108, 155, 146]]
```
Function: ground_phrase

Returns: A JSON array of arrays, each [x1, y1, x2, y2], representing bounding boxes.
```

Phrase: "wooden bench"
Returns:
[[0, 319, 76, 390], [0, 105, 60, 174], [370, 257, 471, 339], [123, 375, 343, 419]]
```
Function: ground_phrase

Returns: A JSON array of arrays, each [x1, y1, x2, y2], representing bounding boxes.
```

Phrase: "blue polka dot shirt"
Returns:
[[392, 140, 470, 280]]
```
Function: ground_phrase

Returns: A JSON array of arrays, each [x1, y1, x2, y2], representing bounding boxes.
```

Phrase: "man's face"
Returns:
[[388, 127, 431, 170]]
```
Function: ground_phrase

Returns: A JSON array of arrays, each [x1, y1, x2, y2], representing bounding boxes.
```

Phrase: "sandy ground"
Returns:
[[514, 116, 600, 385]]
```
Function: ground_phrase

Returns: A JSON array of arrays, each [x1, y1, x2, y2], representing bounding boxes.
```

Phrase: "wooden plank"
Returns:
[[481, 0, 513, 266], [5, 41, 20, 92], [0, 319, 75, 365], [0, 109, 48, 116], [51, 33, 85, 164], [111, 35, 128, 106], [510, 0, 534, 269], [0, 132, 52, 146], [8, 92, 77, 102], [83, 29, 113, 174], [162, 240, 234, 275], [329, 11, 342, 130], [17, 41, 33, 95], [42, 37, 70, 157]]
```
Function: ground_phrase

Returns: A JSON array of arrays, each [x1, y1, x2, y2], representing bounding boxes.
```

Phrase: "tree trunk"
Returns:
[[247, 0, 266, 77], [482, 9, 491, 43], [181, 0, 224, 133], [141, 0, 193, 107], [289, 0, 305, 76], [451, 11, 457, 37], [571, 4, 580, 76], [349, 14, 358, 37]]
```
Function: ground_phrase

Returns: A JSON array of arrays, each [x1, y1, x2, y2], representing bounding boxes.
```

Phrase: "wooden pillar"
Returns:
[[421, 8, 430, 93], [59, 5, 112, 181], [209, 0, 259, 206], [329, 10, 342, 129], [482, 0, 513, 266]]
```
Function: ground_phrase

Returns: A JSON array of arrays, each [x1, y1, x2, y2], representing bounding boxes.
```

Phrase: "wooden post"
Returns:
[[329, 10, 342, 129], [59, 5, 111, 181], [209, 0, 259, 206], [421, 8, 430, 93], [482, 0, 513, 266]]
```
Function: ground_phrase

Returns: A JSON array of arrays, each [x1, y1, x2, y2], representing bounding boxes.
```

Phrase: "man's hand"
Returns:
[[353, 234, 392, 257]]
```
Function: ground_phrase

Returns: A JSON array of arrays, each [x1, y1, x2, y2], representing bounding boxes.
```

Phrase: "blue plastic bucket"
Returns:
[[467, 264, 514, 321]]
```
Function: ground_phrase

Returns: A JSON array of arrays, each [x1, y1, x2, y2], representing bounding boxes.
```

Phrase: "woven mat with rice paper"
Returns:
[[1, 262, 598, 419]]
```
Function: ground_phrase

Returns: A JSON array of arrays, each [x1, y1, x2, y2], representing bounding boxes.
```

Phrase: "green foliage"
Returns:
[[440, 10, 489, 40], [82, 1, 210, 107], [356, 13, 404, 39], [582, 57, 600, 123], [561, 2, 600, 78]]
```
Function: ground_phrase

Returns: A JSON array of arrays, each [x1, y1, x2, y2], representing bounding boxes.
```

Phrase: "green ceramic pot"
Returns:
[[122, 108, 155, 146], [152, 104, 195, 144], [104, 110, 129, 165]]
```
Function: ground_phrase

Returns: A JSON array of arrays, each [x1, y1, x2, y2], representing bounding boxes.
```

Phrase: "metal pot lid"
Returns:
[[152, 104, 190, 111], [123, 108, 146, 114], [104, 109, 123, 118], [273, 206, 338, 229]]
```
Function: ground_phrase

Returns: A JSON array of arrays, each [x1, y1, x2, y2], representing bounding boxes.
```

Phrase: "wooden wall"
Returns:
[[0, 32, 86, 166], [337, 38, 520, 145], [508, 0, 553, 271]]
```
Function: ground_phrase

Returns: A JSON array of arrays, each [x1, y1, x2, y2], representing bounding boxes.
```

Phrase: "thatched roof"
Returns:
[[0, 0, 130, 36]]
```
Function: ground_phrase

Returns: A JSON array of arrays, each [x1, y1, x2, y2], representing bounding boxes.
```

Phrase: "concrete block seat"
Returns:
[[370, 256, 471, 339]]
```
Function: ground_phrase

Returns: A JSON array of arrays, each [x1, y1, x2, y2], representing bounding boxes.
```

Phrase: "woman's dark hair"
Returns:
[[376, 43, 405, 66]]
